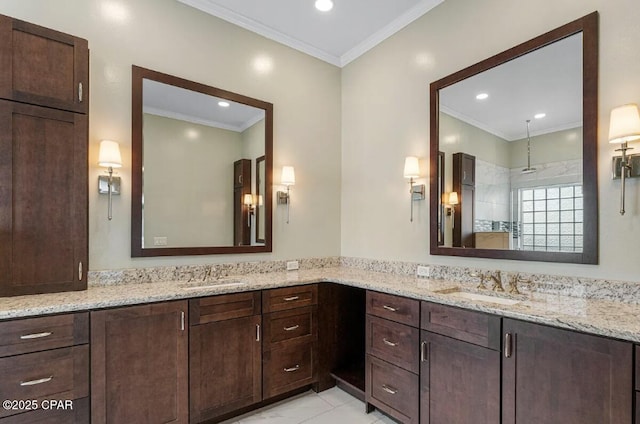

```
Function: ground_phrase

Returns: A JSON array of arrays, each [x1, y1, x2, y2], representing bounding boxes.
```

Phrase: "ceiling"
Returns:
[[176, 0, 444, 67], [143, 79, 265, 132], [439, 33, 583, 142]]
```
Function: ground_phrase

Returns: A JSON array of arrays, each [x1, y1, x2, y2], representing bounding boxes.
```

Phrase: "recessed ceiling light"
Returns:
[[218, 101, 230, 108], [534, 113, 546, 119], [476, 93, 489, 100], [315, 0, 334, 12]]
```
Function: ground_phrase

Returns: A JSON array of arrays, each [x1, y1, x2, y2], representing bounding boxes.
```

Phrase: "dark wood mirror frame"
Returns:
[[429, 12, 599, 264], [255, 155, 266, 244], [131, 65, 273, 257]]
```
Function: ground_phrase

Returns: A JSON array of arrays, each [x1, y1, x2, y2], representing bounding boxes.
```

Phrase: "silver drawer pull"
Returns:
[[20, 376, 53, 386], [381, 384, 398, 395], [20, 332, 52, 340], [284, 365, 300, 372], [383, 338, 398, 347], [284, 325, 300, 331], [382, 305, 398, 312], [284, 296, 300, 302]]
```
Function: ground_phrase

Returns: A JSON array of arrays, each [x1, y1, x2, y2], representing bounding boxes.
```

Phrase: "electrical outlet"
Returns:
[[416, 266, 430, 278], [286, 260, 299, 271], [153, 237, 167, 246]]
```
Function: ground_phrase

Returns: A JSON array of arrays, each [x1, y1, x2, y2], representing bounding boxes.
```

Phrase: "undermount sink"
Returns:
[[180, 280, 246, 290], [436, 288, 521, 306]]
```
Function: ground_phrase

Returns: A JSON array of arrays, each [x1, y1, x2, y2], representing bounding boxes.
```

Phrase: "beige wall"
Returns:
[[142, 114, 240, 248], [509, 127, 583, 168], [342, 0, 640, 281], [0, 0, 342, 270], [241, 119, 266, 245]]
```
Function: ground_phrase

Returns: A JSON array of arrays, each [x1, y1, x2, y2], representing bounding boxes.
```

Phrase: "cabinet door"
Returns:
[[0, 101, 87, 296], [91, 302, 188, 424], [503, 319, 632, 424], [0, 14, 88, 114], [420, 331, 499, 424], [190, 315, 262, 423]]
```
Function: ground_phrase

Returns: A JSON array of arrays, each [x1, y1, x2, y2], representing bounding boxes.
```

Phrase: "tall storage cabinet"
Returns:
[[0, 14, 88, 296]]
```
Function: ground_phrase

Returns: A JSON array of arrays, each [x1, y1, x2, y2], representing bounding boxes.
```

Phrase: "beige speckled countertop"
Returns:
[[1, 266, 639, 343]]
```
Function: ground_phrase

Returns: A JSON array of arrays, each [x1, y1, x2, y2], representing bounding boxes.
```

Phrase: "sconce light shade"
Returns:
[[448, 191, 459, 205], [98, 140, 122, 168], [243, 193, 253, 206], [403, 156, 420, 179], [281, 166, 295, 186], [609, 104, 640, 144]]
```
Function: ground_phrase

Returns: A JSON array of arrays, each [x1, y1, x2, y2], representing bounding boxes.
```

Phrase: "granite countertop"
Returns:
[[0, 266, 639, 343]]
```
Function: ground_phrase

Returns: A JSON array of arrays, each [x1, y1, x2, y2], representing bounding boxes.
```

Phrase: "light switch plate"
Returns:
[[154, 237, 168, 246], [417, 266, 430, 278], [286, 260, 299, 271]]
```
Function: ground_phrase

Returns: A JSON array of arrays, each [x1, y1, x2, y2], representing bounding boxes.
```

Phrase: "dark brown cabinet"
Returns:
[[366, 291, 420, 424], [0, 14, 88, 297], [263, 285, 318, 398], [502, 318, 632, 424], [420, 302, 500, 424], [91, 301, 189, 424], [0, 14, 89, 114], [189, 293, 262, 423], [452, 152, 475, 248]]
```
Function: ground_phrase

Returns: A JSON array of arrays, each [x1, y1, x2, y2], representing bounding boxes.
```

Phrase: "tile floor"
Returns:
[[220, 387, 397, 424]]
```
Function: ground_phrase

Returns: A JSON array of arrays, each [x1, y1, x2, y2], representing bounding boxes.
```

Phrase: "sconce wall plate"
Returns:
[[277, 191, 289, 204], [411, 184, 425, 200], [612, 154, 640, 179], [98, 175, 121, 195]]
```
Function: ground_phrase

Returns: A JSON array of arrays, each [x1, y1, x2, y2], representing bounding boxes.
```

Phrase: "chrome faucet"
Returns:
[[489, 271, 504, 292]]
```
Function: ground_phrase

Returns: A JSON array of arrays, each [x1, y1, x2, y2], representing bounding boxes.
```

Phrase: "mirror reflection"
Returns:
[[131, 66, 273, 257], [430, 12, 598, 264], [439, 34, 583, 252]]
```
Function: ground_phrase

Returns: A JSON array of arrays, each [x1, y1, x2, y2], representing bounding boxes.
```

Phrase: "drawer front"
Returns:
[[263, 285, 318, 313], [0, 346, 89, 419], [265, 306, 317, 348], [0, 397, 89, 423], [0, 313, 88, 357], [366, 315, 419, 374], [263, 342, 316, 398], [190, 291, 261, 324], [366, 355, 419, 424], [636, 346, 640, 390], [421, 302, 501, 350], [367, 291, 419, 327]]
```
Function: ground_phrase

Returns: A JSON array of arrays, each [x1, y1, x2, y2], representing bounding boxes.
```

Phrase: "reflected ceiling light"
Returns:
[[218, 101, 230, 107], [315, 0, 334, 12], [476, 93, 489, 100], [534, 113, 546, 119], [100, 1, 130, 23]]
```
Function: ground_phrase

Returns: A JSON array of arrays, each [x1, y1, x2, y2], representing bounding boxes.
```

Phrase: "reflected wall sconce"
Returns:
[[277, 166, 295, 224], [446, 191, 459, 228], [609, 104, 640, 215], [403, 156, 425, 222], [244, 194, 256, 226], [98, 140, 122, 221]]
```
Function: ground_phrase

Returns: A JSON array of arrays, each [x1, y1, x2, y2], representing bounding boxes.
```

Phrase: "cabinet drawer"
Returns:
[[366, 315, 419, 374], [421, 302, 501, 350], [0, 313, 88, 357], [264, 306, 317, 348], [0, 397, 88, 423], [263, 342, 316, 398], [0, 345, 89, 419], [263, 285, 317, 313], [366, 355, 418, 424], [190, 291, 261, 324], [366, 291, 419, 327]]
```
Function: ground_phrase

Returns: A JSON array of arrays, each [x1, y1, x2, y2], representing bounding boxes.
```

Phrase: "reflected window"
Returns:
[[517, 184, 583, 252]]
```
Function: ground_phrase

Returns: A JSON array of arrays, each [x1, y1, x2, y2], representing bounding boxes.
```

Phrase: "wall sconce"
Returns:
[[446, 191, 459, 228], [98, 140, 122, 221], [404, 156, 425, 222], [243, 193, 256, 227], [609, 104, 640, 215], [277, 166, 295, 224]]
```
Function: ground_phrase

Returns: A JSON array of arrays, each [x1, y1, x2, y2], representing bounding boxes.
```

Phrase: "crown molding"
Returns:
[[144, 106, 245, 132]]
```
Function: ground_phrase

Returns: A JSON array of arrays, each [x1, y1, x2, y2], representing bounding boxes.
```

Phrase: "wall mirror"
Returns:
[[430, 12, 598, 264], [131, 66, 273, 257]]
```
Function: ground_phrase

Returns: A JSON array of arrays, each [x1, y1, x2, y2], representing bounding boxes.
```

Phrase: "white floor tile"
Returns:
[[301, 399, 379, 424], [316, 387, 360, 407], [237, 391, 333, 424]]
